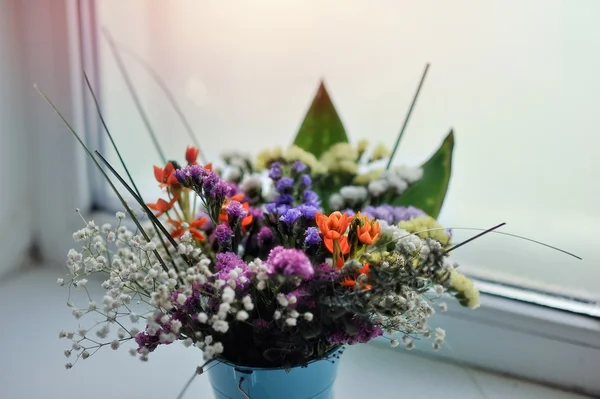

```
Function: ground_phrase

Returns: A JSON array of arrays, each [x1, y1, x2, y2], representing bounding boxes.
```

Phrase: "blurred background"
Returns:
[[0, 0, 599, 398]]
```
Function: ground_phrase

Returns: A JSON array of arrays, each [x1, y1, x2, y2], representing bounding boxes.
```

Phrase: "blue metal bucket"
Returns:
[[208, 349, 341, 399]]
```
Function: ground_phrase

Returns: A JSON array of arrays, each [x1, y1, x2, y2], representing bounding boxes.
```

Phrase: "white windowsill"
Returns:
[[0, 265, 593, 399]]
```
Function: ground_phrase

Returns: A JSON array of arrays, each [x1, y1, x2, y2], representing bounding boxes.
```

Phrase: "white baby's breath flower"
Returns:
[[276, 293, 288, 307], [273, 310, 281, 320], [328, 193, 344, 211], [390, 339, 400, 348], [64, 349, 72, 358], [57, 278, 64, 286], [110, 340, 120, 350], [197, 312, 208, 324], [236, 310, 249, 321], [116, 211, 126, 220], [81, 351, 90, 359], [182, 338, 194, 348], [285, 318, 297, 326], [438, 302, 448, 312], [212, 320, 229, 333], [303, 312, 313, 322], [129, 348, 137, 356]]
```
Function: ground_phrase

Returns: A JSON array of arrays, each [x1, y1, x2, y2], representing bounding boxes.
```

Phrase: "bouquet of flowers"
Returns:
[[45, 64, 483, 397]]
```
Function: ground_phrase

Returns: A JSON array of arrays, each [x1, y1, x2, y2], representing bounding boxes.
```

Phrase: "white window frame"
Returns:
[[29, 1, 600, 396]]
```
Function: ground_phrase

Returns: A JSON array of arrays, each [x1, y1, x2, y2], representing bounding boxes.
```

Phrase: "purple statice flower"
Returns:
[[215, 252, 247, 271], [135, 331, 161, 353], [328, 321, 383, 345], [291, 161, 306, 173], [174, 164, 204, 185], [362, 205, 394, 225], [213, 223, 233, 247], [341, 208, 356, 217], [215, 252, 252, 291], [275, 177, 295, 194], [211, 180, 233, 199], [313, 262, 339, 282], [275, 194, 295, 205], [303, 190, 321, 207], [249, 206, 263, 220], [279, 208, 302, 225], [226, 200, 248, 220], [304, 227, 322, 246], [391, 206, 426, 222], [266, 246, 314, 280], [200, 171, 220, 193], [268, 162, 282, 181], [257, 226, 274, 246], [253, 318, 271, 328], [300, 174, 312, 188], [297, 204, 319, 219], [265, 202, 291, 216]]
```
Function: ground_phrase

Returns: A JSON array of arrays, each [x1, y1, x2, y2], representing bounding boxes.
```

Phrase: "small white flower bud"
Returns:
[[390, 339, 399, 348], [285, 318, 297, 326], [303, 312, 314, 322], [236, 310, 249, 321]]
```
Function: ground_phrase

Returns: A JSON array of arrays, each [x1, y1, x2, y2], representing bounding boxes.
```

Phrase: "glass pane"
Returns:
[[94, 0, 599, 301]]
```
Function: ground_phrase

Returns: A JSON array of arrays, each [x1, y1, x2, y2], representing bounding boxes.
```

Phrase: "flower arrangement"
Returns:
[[42, 59, 486, 397], [59, 144, 479, 370]]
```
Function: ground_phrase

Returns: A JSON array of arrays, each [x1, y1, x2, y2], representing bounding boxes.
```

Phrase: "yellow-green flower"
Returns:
[[357, 139, 369, 155], [256, 147, 283, 170], [320, 143, 359, 174], [399, 215, 451, 247], [370, 143, 391, 161], [449, 270, 480, 309], [283, 145, 326, 174], [353, 169, 384, 185]]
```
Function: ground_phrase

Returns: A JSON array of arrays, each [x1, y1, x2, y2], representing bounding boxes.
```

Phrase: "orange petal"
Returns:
[[153, 166, 164, 183], [190, 229, 205, 241], [190, 218, 208, 228], [186, 146, 199, 164]]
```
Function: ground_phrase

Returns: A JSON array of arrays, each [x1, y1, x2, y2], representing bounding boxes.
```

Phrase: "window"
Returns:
[[89, 0, 599, 305]]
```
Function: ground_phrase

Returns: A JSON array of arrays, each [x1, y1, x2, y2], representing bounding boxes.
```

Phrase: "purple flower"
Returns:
[[268, 162, 282, 181], [135, 331, 161, 353], [226, 200, 248, 220], [265, 203, 290, 216], [314, 262, 339, 282], [303, 190, 321, 207], [300, 174, 312, 188], [341, 208, 356, 217], [297, 204, 319, 219], [253, 318, 270, 328], [266, 246, 314, 280], [291, 161, 306, 173], [279, 208, 302, 225], [249, 207, 263, 220], [328, 321, 383, 345], [304, 227, 322, 246], [215, 252, 251, 291], [275, 194, 295, 205], [391, 206, 426, 222], [257, 226, 274, 246], [211, 180, 233, 199], [275, 177, 295, 194], [362, 205, 394, 224], [214, 223, 233, 247]]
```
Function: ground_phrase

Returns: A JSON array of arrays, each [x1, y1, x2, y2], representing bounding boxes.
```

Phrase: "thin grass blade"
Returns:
[[102, 29, 167, 164], [113, 42, 208, 165], [386, 63, 430, 170], [34, 85, 171, 272]]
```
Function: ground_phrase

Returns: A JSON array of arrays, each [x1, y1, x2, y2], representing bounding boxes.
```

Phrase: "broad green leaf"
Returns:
[[293, 81, 349, 158], [393, 130, 454, 219]]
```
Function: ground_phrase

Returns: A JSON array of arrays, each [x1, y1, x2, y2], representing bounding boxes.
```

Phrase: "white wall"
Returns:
[[95, 0, 598, 300], [0, 0, 33, 276]]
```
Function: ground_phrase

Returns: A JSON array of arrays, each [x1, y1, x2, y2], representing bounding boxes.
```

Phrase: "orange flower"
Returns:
[[147, 195, 179, 217], [315, 212, 353, 240], [153, 162, 180, 189], [169, 217, 208, 241], [340, 263, 371, 290], [324, 236, 350, 256], [353, 212, 381, 245], [186, 146, 199, 165]]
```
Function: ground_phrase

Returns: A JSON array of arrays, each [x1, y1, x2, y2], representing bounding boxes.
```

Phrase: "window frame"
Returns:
[[47, 1, 600, 396]]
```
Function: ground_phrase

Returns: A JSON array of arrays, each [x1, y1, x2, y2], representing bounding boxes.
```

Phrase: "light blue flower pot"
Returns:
[[208, 349, 342, 399]]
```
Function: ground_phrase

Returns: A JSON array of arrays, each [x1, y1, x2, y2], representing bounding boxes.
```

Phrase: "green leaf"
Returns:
[[293, 80, 349, 158], [393, 130, 454, 219]]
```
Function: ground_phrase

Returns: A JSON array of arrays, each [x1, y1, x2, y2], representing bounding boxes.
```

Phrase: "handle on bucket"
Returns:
[[238, 376, 251, 398]]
